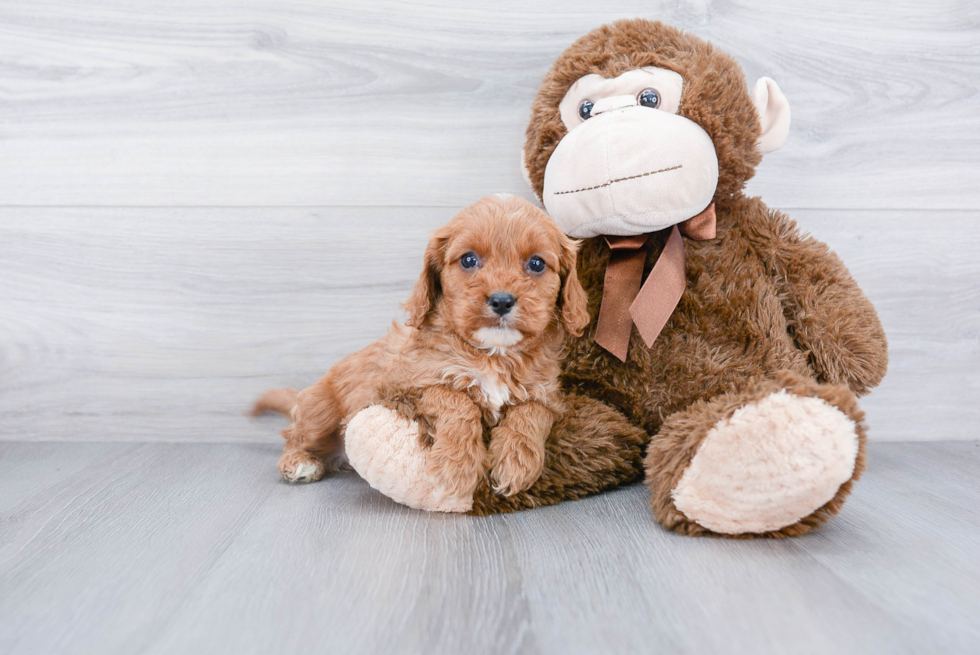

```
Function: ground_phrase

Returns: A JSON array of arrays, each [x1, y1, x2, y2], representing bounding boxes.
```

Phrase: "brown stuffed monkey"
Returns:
[[342, 19, 888, 538]]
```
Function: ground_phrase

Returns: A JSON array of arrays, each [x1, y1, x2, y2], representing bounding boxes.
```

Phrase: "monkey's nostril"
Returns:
[[487, 292, 516, 316]]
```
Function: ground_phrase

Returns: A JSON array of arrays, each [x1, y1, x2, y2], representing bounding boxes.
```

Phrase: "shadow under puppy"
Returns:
[[254, 195, 589, 504]]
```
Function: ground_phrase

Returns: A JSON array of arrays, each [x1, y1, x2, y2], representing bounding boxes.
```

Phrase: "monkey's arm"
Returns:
[[748, 205, 888, 396]]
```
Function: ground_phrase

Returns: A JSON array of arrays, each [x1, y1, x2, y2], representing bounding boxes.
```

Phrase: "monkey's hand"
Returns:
[[751, 205, 888, 396]]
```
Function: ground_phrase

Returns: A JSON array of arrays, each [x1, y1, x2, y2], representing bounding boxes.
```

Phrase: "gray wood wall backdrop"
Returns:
[[1, 0, 978, 443]]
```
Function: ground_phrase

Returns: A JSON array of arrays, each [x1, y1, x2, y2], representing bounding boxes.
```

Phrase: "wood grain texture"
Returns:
[[0, 440, 977, 655], [1, 4, 976, 652], [0, 0, 977, 208], [1, 207, 976, 443]]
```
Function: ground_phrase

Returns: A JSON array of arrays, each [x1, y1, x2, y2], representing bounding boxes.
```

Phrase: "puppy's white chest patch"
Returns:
[[443, 366, 512, 420], [478, 373, 511, 418]]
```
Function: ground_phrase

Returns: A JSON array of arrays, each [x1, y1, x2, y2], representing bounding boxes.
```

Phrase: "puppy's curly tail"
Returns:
[[251, 388, 298, 418]]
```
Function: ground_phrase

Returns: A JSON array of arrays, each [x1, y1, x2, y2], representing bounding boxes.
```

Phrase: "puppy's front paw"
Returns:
[[424, 441, 485, 504], [489, 426, 545, 496], [278, 452, 325, 483]]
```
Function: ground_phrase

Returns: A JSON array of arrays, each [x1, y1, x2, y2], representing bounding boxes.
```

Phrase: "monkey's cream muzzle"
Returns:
[[543, 106, 719, 239]]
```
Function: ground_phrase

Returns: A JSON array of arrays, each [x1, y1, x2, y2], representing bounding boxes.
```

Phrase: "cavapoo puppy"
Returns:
[[254, 195, 589, 502]]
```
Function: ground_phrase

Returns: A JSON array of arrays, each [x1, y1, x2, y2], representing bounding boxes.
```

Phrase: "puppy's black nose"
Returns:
[[487, 292, 516, 316]]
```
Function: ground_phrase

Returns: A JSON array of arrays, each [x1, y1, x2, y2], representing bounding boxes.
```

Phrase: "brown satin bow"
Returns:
[[594, 203, 717, 361]]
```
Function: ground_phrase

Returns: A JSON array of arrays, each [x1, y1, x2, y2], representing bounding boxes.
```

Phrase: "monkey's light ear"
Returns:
[[751, 77, 791, 154]]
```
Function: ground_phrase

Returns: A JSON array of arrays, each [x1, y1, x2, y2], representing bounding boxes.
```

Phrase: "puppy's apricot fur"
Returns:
[[257, 195, 588, 499]]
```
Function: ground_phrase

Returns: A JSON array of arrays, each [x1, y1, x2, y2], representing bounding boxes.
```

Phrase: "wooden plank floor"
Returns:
[[0, 440, 977, 655]]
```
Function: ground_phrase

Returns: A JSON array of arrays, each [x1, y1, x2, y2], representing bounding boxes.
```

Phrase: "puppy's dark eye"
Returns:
[[527, 255, 546, 274], [460, 252, 480, 269], [578, 99, 594, 120], [637, 88, 661, 109]]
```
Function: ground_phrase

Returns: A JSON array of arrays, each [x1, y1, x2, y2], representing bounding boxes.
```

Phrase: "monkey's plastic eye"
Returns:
[[527, 256, 546, 274], [578, 99, 594, 120], [637, 88, 661, 109], [460, 252, 480, 269]]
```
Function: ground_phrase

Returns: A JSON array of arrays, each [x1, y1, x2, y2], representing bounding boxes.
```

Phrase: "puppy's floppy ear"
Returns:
[[557, 233, 590, 337], [404, 228, 449, 328]]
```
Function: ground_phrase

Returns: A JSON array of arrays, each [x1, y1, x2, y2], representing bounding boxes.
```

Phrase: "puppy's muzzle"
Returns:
[[487, 292, 516, 316]]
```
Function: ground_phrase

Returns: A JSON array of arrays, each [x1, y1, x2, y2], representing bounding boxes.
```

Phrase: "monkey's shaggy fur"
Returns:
[[465, 19, 887, 537]]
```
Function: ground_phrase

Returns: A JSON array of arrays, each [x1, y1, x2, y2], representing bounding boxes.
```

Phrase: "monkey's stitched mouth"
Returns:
[[553, 164, 683, 196]]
